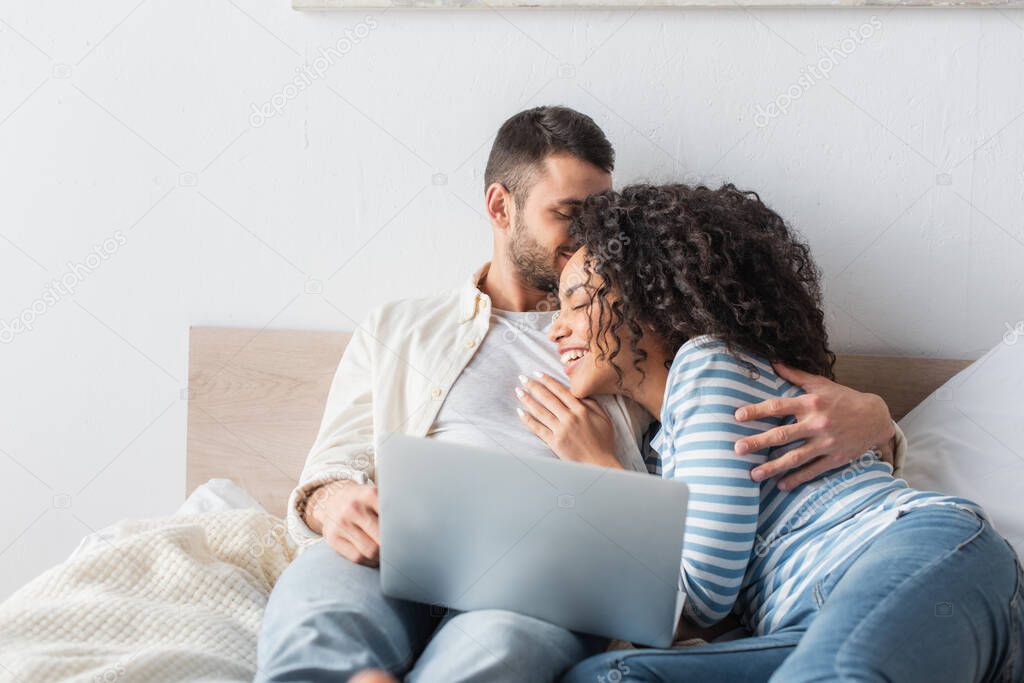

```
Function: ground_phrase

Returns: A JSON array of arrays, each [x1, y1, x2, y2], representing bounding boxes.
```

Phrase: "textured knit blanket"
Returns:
[[0, 509, 295, 683]]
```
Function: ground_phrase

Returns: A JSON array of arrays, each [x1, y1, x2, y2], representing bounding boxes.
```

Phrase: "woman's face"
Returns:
[[548, 249, 627, 398]]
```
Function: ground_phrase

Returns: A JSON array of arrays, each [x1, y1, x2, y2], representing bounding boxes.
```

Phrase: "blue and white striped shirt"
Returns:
[[648, 336, 983, 634]]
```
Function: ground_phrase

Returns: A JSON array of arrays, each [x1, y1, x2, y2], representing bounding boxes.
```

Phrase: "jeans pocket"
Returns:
[[812, 578, 826, 609], [812, 540, 876, 610], [812, 563, 848, 610]]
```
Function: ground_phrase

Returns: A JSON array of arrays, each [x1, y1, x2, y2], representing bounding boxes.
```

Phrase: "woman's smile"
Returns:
[[558, 346, 588, 375]]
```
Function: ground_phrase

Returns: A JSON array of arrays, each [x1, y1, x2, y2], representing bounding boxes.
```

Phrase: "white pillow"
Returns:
[[900, 337, 1024, 559], [175, 478, 266, 515]]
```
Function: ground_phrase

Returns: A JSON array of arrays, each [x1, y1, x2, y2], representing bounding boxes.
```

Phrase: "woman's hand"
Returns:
[[515, 372, 623, 469]]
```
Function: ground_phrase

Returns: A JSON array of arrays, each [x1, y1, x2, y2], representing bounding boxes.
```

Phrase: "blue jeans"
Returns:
[[255, 540, 605, 682], [564, 505, 1024, 683]]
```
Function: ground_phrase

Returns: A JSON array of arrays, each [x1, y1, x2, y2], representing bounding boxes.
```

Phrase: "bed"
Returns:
[[8, 325, 1012, 683]]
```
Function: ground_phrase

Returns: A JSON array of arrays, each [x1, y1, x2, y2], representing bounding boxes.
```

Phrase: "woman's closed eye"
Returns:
[[556, 302, 589, 316]]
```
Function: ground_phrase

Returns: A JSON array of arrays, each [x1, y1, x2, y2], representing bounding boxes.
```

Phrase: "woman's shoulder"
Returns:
[[669, 335, 775, 376], [666, 335, 786, 396]]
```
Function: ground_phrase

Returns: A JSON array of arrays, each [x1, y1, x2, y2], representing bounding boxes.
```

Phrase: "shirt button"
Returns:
[[431, 387, 443, 399], [464, 339, 476, 349]]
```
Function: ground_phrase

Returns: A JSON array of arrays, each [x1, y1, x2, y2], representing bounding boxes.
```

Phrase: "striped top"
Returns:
[[648, 336, 983, 634]]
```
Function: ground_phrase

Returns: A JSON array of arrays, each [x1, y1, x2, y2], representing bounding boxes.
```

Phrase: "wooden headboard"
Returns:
[[186, 326, 972, 517]]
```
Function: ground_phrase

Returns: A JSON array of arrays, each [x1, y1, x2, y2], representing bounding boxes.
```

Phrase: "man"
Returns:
[[256, 106, 904, 683]]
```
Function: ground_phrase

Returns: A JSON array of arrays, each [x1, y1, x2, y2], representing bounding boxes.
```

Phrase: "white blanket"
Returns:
[[0, 509, 295, 683]]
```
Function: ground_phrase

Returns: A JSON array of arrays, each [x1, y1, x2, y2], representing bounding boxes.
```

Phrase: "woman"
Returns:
[[515, 183, 1023, 682]]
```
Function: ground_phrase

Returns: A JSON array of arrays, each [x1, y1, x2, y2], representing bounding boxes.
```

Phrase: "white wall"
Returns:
[[1, 0, 1022, 599]]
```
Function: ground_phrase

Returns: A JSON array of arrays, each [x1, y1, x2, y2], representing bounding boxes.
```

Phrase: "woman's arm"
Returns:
[[516, 345, 772, 627], [661, 342, 776, 628]]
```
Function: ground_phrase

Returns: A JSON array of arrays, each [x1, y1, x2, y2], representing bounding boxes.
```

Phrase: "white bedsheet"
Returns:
[[65, 478, 266, 564], [0, 483, 293, 683]]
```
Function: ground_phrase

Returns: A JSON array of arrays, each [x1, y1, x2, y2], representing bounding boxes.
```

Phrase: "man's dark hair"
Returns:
[[484, 106, 614, 207]]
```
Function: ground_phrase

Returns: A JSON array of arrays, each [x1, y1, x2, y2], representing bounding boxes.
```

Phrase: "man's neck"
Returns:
[[479, 255, 552, 312]]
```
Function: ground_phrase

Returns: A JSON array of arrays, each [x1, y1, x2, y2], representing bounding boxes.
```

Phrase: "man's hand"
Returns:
[[516, 372, 623, 469], [734, 362, 896, 491], [305, 479, 381, 566]]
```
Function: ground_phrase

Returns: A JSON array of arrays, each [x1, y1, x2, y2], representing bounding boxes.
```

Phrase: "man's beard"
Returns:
[[508, 214, 560, 294]]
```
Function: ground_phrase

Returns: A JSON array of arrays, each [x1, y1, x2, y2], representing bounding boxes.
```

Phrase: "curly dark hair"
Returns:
[[568, 183, 835, 384]]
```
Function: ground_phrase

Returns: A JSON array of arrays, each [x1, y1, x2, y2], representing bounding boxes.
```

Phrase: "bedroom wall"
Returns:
[[1, 0, 1022, 599]]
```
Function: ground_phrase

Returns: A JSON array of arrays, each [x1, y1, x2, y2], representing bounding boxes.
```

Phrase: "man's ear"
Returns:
[[485, 182, 513, 232]]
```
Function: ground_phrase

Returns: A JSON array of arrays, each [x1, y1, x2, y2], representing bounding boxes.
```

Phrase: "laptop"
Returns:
[[376, 433, 689, 648]]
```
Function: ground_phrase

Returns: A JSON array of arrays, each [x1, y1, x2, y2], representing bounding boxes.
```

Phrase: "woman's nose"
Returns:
[[548, 312, 568, 343]]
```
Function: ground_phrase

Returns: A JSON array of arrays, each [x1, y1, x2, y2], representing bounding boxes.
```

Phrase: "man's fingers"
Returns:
[[734, 396, 806, 423], [360, 485, 381, 515], [777, 453, 845, 491], [770, 362, 820, 389], [343, 523, 380, 565], [735, 421, 812, 455], [750, 444, 820, 482], [350, 487, 381, 543], [328, 535, 373, 566], [360, 509, 381, 545]]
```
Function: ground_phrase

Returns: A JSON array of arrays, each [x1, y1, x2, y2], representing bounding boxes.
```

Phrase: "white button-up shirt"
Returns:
[[287, 263, 655, 546]]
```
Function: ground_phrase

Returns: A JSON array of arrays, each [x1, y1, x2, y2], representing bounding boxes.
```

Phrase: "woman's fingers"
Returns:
[[515, 385, 557, 428], [517, 405, 553, 440], [518, 374, 570, 420], [531, 373, 584, 411]]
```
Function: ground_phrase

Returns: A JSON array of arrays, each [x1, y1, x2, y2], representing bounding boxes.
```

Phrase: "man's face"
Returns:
[[507, 153, 612, 293]]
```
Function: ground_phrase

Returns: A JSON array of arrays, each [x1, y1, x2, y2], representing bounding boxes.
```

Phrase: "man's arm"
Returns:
[[287, 311, 379, 549], [733, 362, 901, 490], [881, 421, 908, 478]]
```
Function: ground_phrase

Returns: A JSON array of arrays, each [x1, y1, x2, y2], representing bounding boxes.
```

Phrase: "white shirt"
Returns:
[[287, 264, 655, 547], [428, 308, 566, 460]]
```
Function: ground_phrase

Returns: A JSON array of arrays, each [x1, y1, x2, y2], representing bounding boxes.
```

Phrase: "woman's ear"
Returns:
[[485, 182, 512, 232]]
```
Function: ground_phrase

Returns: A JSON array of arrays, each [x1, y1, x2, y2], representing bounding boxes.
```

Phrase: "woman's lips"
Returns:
[[560, 348, 587, 375]]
